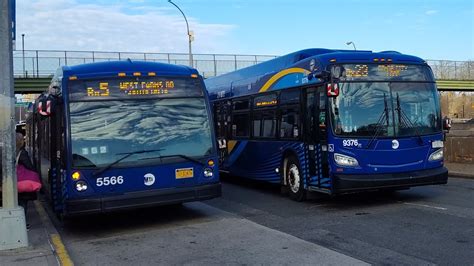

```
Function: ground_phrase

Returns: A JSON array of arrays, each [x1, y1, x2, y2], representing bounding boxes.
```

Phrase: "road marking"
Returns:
[[402, 202, 448, 211], [34, 200, 74, 266], [51, 234, 74, 266]]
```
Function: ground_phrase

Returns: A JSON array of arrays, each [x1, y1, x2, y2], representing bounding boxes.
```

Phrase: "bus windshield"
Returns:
[[70, 98, 213, 168], [329, 80, 441, 138]]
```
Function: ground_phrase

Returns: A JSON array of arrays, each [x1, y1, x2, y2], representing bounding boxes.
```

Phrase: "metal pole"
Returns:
[[0, 0, 28, 250], [168, 0, 193, 68], [213, 54, 217, 76], [35, 50, 39, 77], [21, 33, 24, 76]]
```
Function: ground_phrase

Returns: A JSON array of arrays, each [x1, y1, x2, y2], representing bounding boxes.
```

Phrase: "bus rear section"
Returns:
[[31, 61, 221, 216]]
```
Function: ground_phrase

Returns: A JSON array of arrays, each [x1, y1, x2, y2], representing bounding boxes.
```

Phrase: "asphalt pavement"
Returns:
[[1, 165, 473, 265]]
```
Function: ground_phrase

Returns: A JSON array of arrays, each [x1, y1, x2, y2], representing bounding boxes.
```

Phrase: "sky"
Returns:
[[14, 0, 474, 61]]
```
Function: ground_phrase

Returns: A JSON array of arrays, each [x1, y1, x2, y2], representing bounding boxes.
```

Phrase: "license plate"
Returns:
[[175, 168, 194, 179]]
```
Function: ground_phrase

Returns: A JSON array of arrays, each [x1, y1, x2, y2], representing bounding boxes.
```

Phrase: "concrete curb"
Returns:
[[448, 171, 474, 180], [34, 200, 74, 266]]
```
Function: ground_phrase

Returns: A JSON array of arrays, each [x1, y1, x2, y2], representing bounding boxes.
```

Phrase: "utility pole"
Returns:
[[168, 0, 194, 68], [0, 0, 28, 250]]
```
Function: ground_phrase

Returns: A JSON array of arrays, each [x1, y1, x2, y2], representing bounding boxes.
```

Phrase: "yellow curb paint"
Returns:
[[33, 201, 74, 266], [51, 234, 74, 266]]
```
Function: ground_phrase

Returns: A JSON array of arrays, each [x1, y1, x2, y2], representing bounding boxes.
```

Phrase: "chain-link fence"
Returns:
[[12, 50, 474, 80]]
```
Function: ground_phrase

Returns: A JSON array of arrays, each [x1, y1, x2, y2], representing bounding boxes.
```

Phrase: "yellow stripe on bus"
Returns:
[[227, 140, 237, 154], [258, 68, 310, 93]]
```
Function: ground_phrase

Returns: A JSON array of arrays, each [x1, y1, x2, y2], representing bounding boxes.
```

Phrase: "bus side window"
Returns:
[[232, 114, 250, 138], [262, 113, 277, 138], [280, 110, 299, 138], [231, 98, 251, 138], [252, 111, 277, 139]]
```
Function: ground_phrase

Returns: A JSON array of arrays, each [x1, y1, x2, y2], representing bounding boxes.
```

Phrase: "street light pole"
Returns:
[[168, 0, 193, 68], [0, 0, 28, 250], [346, 41, 357, 50], [21, 33, 25, 77]]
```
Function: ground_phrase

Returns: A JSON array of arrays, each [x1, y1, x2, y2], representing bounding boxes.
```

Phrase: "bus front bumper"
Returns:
[[333, 167, 448, 194], [65, 183, 221, 216]]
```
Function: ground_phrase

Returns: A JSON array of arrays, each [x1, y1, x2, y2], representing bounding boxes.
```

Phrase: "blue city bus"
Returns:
[[205, 48, 448, 201], [27, 60, 221, 216]]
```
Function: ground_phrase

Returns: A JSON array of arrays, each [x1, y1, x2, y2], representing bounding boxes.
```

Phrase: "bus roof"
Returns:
[[205, 48, 427, 96], [61, 60, 199, 79]]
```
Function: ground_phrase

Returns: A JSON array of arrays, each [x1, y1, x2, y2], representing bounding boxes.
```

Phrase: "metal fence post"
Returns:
[[118, 52, 121, 60], [144, 53, 147, 61], [35, 50, 39, 77], [234, 55, 237, 70], [64, 51, 67, 66], [454, 61, 457, 79], [92, 51, 95, 62], [167, 53, 170, 64], [213, 54, 217, 76], [32, 57, 35, 77]]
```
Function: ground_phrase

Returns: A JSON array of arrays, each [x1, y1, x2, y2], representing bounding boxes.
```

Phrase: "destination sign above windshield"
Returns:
[[69, 77, 203, 101], [339, 64, 433, 81]]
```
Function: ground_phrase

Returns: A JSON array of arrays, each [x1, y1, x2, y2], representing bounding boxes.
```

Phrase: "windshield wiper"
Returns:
[[93, 149, 164, 177], [142, 154, 205, 166], [366, 93, 390, 149], [395, 93, 424, 145]]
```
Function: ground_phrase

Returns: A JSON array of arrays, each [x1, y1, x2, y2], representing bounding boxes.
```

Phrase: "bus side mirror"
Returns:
[[308, 70, 330, 81], [443, 117, 451, 132], [37, 95, 55, 117], [326, 83, 339, 97]]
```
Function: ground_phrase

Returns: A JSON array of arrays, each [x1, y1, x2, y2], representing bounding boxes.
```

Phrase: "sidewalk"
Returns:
[[444, 162, 474, 179], [0, 200, 59, 266]]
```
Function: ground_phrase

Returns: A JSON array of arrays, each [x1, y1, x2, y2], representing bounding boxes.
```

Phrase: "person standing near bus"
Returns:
[[16, 132, 36, 227]]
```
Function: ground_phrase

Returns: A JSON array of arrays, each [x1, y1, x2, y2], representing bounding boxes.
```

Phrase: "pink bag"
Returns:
[[16, 153, 42, 193]]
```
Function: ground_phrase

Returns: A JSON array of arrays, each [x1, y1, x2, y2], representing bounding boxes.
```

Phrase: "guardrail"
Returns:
[[12, 50, 277, 79], [12, 50, 474, 80]]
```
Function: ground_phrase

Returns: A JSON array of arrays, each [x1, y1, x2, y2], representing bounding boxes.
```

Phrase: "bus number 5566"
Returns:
[[96, 176, 124, 187]]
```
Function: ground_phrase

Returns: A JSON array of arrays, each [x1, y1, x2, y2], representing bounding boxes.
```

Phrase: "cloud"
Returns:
[[15, 0, 236, 53], [425, 10, 438, 15]]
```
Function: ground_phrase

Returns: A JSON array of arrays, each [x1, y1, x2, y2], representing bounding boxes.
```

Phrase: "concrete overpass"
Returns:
[[14, 77, 474, 94], [14, 77, 52, 94]]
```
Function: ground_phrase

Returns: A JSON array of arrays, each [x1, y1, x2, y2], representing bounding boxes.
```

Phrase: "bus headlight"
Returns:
[[334, 153, 359, 167], [75, 181, 88, 192], [429, 149, 443, 161], [203, 168, 214, 178]]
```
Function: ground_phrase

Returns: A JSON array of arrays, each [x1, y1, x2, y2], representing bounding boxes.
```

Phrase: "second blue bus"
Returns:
[[205, 48, 448, 201]]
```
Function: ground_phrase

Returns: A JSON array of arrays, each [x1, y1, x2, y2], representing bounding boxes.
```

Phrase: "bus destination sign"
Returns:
[[70, 77, 202, 100], [87, 80, 175, 97]]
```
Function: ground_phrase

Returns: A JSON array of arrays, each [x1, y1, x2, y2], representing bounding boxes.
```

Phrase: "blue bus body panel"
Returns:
[[225, 141, 307, 184], [62, 60, 199, 79], [328, 134, 445, 175], [68, 158, 219, 200], [206, 48, 426, 100]]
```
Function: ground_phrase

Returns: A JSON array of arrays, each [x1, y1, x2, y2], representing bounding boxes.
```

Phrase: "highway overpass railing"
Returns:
[[12, 49, 474, 80]]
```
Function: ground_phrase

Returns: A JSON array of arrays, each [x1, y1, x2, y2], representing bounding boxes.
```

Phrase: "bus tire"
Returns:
[[285, 156, 306, 201]]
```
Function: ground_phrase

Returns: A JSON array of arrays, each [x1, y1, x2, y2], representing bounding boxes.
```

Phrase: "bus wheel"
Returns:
[[285, 156, 306, 201]]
